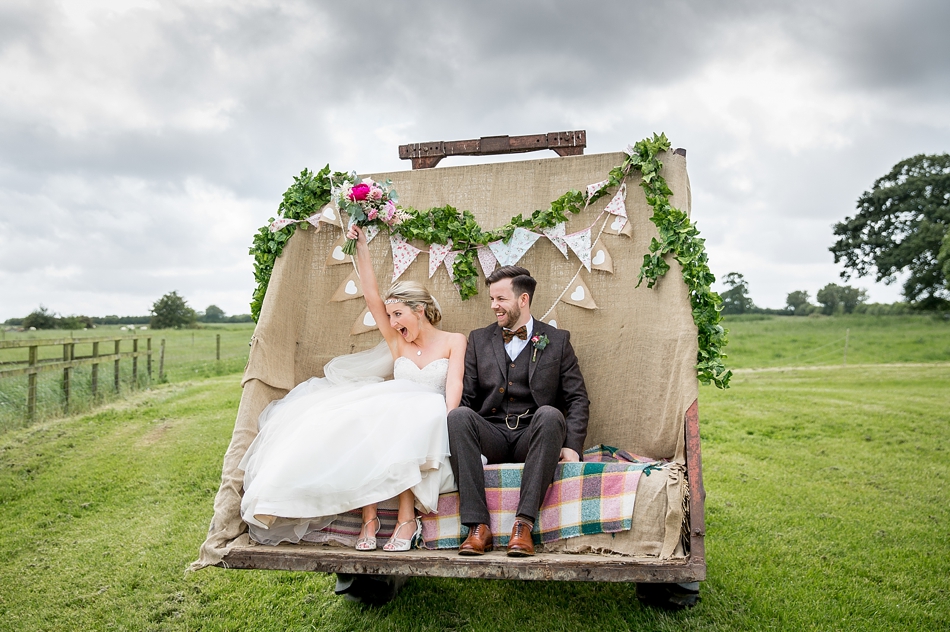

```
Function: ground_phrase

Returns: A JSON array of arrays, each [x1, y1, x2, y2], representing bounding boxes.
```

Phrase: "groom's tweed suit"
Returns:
[[448, 319, 589, 525]]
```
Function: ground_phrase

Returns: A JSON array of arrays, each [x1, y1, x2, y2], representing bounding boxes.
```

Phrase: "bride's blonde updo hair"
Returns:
[[384, 281, 442, 326]]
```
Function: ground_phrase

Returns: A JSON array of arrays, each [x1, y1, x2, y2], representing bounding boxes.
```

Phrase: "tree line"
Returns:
[[4, 292, 252, 330]]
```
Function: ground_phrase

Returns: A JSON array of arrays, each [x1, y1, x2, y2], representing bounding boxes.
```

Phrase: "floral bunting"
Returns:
[[269, 218, 296, 232], [543, 223, 569, 258], [543, 305, 561, 329], [591, 238, 614, 273], [563, 228, 592, 271], [604, 214, 633, 237], [363, 224, 380, 243], [476, 247, 497, 276], [562, 275, 597, 310], [428, 241, 453, 278], [318, 204, 342, 227], [330, 269, 364, 302], [586, 179, 609, 198], [488, 227, 541, 267], [391, 235, 422, 281], [603, 182, 627, 218]]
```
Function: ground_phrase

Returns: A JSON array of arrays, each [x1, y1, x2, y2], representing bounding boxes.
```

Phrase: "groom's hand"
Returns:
[[558, 448, 580, 463]]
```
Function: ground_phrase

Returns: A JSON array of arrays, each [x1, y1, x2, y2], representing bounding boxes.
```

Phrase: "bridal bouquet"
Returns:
[[332, 174, 403, 255]]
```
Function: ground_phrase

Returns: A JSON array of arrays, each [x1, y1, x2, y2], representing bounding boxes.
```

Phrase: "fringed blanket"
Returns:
[[301, 445, 666, 549]]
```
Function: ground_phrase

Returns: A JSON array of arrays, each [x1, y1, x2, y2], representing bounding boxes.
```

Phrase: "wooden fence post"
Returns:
[[27, 345, 38, 421], [216, 334, 221, 361], [147, 337, 152, 379], [62, 342, 73, 414], [114, 339, 121, 393], [132, 338, 138, 386], [91, 341, 99, 400], [159, 339, 166, 382]]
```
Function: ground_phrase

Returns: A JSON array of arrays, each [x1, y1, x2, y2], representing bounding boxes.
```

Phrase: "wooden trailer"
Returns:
[[194, 133, 713, 608]]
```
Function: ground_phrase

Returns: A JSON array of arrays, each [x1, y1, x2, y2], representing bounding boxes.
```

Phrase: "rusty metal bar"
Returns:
[[399, 131, 586, 169]]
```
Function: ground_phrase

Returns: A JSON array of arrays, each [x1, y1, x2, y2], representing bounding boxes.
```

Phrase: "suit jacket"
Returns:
[[459, 319, 590, 455]]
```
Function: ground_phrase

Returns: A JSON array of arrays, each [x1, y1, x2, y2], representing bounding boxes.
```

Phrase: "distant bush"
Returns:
[[853, 302, 912, 316], [22, 307, 58, 330]]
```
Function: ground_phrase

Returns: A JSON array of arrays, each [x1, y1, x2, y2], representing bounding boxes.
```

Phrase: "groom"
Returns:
[[448, 266, 589, 557]]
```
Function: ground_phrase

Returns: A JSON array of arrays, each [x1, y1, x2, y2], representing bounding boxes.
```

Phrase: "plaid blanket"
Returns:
[[300, 445, 666, 549]]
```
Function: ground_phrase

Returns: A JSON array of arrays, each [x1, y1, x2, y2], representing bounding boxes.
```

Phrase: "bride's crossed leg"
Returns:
[[357, 489, 420, 552]]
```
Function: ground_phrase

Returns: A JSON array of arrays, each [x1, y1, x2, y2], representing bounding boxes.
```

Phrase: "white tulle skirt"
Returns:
[[239, 374, 454, 545]]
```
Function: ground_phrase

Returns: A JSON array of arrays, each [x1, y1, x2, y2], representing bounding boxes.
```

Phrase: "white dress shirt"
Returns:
[[504, 317, 534, 361]]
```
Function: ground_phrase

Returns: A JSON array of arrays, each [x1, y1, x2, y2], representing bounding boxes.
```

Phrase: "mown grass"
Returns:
[[722, 313, 950, 369], [1, 353, 948, 628]]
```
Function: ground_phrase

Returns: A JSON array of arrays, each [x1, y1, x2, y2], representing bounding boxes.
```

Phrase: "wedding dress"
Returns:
[[239, 342, 455, 545]]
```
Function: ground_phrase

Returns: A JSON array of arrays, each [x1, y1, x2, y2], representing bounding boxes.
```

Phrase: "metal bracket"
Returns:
[[399, 130, 586, 169]]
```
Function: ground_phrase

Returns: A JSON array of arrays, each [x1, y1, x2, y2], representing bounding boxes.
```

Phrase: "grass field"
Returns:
[[0, 315, 948, 630]]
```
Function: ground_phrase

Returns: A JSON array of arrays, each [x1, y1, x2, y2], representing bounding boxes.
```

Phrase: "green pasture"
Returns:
[[0, 315, 948, 630]]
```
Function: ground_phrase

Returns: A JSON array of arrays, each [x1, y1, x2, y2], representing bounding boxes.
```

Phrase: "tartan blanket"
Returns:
[[300, 445, 666, 549]]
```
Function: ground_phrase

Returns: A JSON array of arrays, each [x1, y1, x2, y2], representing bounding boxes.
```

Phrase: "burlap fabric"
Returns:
[[192, 151, 698, 569]]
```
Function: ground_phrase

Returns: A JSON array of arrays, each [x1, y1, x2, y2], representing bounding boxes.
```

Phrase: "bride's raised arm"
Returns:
[[348, 225, 401, 349]]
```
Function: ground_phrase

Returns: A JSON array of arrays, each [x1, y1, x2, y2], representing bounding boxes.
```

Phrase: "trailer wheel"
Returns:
[[636, 582, 700, 610], [334, 573, 408, 606]]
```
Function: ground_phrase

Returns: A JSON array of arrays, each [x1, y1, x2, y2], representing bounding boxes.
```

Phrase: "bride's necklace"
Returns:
[[411, 341, 422, 356]]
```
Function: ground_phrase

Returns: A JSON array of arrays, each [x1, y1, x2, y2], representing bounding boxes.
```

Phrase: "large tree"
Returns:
[[830, 153, 950, 309], [816, 283, 868, 315], [720, 272, 755, 315], [150, 291, 197, 330]]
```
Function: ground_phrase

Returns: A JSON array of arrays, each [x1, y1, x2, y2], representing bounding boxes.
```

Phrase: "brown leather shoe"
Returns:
[[507, 518, 535, 557], [459, 524, 493, 556]]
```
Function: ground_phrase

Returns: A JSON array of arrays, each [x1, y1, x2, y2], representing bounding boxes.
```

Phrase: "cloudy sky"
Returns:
[[1, 0, 948, 320]]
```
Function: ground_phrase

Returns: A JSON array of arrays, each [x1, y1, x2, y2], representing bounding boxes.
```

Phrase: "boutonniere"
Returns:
[[530, 333, 549, 362]]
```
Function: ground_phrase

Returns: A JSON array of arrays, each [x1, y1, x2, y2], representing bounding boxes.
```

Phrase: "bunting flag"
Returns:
[[562, 275, 597, 310], [269, 217, 296, 232], [325, 234, 352, 266], [391, 235, 422, 281], [363, 224, 380, 243], [319, 204, 342, 226], [477, 247, 497, 276], [543, 305, 561, 329], [591, 238, 614, 273], [350, 305, 379, 335], [603, 183, 627, 218], [330, 270, 364, 302], [604, 214, 633, 237], [563, 228, 592, 271], [428, 241, 453, 278], [488, 227, 541, 267], [543, 223, 569, 258], [586, 179, 609, 198]]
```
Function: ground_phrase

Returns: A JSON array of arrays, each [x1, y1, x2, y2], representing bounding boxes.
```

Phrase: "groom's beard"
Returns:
[[496, 304, 521, 330]]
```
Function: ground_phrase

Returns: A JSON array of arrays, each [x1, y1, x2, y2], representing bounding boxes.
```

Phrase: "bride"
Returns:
[[239, 225, 466, 551]]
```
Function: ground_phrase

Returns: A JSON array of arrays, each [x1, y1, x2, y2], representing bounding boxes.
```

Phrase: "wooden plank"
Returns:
[[685, 399, 706, 572], [114, 340, 120, 394], [27, 345, 37, 421], [0, 351, 152, 379], [0, 334, 151, 350], [399, 131, 587, 169], [91, 342, 99, 400], [220, 546, 704, 583]]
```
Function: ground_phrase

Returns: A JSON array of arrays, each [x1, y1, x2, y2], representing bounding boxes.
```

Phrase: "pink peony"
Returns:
[[383, 200, 396, 224], [366, 206, 379, 221], [349, 183, 370, 201], [368, 186, 383, 201]]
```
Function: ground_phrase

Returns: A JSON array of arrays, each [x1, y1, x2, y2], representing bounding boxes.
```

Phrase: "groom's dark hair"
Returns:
[[486, 266, 536, 305]]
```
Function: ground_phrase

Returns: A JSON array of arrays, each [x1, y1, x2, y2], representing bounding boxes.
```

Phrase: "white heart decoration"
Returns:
[[344, 280, 358, 295], [570, 286, 585, 301], [592, 250, 606, 265], [323, 207, 337, 220], [611, 217, 624, 231], [332, 246, 345, 260], [548, 319, 558, 328], [363, 312, 376, 326]]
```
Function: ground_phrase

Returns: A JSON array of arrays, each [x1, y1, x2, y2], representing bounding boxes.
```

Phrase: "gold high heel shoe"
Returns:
[[355, 516, 381, 551], [382, 517, 422, 552]]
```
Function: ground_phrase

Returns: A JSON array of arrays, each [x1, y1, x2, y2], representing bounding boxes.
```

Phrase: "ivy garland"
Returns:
[[248, 133, 731, 388]]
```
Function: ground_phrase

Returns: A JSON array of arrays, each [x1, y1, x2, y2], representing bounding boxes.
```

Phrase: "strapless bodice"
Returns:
[[393, 356, 449, 394]]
